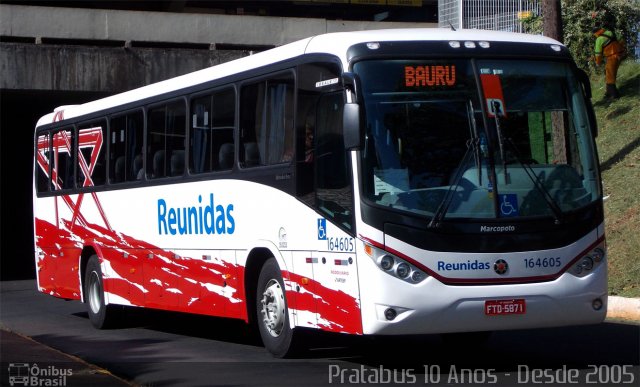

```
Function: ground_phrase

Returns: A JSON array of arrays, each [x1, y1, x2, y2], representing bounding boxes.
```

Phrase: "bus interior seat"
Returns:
[[218, 143, 234, 170], [170, 150, 185, 176], [114, 156, 125, 182], [153, 150, 166, 178], [133, 154, 143, 180], [244, 142, 260, 167]]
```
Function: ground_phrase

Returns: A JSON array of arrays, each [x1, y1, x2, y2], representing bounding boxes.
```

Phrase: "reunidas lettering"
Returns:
[[480, 225, 516, 233], [437, 260, 490, 271], [158, 193, 235, 235]]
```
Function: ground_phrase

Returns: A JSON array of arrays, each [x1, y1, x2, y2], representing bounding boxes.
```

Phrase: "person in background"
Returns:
[[592, 26, 626, 99]]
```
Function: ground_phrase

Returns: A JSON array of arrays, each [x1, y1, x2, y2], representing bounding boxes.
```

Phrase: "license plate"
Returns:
[[485, 299, 526, 316]]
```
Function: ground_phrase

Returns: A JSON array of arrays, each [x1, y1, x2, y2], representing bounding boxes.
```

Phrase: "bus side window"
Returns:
[[315, 92, 353, 230], [296, 61, 353, 230], [35, 133, 51, 193], [168, 102, 186, 177], [240, 72, 294, 168], [110, 111, 143, 183], [148, 101, 186, 179], [190, 87, 236, 173], [77, 120, 107, 187], [52, 127, 75, 190]]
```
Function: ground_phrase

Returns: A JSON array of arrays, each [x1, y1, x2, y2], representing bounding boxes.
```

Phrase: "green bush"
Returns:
[[522, 0, 640, 73], [563, 0, 640, 73]]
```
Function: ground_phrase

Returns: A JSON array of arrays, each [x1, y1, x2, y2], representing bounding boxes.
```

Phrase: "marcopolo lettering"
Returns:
[[158, 193, 235, 235], [437, 260, 491, 271], [480, 225, 516, 233]]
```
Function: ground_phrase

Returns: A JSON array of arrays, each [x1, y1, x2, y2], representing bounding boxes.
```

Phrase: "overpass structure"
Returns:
[[1, 4, 435, 92]]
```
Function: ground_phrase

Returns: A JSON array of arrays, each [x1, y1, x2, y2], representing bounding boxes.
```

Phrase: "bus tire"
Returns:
[[84, 255, 121, 329], [256, 258, 300, 358]]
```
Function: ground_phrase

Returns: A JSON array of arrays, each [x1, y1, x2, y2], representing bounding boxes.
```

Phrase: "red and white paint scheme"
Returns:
[[34, 28, 607, 357]]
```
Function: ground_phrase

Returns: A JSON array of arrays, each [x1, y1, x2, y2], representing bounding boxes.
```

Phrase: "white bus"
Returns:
[[33, 28, 607, 358]]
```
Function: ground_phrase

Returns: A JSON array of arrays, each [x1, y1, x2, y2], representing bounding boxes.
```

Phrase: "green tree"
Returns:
[[523, 0, 640, 73], [563, 0, 640, 72]]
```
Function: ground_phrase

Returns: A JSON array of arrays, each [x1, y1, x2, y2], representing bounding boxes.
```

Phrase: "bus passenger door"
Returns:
[[294, 60, 361, 333]]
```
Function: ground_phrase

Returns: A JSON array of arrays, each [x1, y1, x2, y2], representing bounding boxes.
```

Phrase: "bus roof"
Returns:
[[36, 28, 562, 128]]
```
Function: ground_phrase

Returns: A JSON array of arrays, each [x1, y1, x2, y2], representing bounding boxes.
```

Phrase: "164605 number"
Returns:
[[524, 257, 561, 269], [328, 237, 354, 252]]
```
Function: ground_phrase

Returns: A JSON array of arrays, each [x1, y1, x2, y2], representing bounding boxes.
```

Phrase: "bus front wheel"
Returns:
[[256, 258, 300, 358], [84, 255, 121, 329]]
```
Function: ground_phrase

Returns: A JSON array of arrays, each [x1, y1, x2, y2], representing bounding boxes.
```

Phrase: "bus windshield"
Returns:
[[355, 59, 601, 222]]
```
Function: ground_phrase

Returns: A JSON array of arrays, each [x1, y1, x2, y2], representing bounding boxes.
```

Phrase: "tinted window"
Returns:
[[77, 120, 107, 187], [240, 73, 294, 167], [190, 88, 235, 173], [35, 133, 51, 193], [147, 101, 186, 179], [110, 111, 144, 183], [52, 127, 75, 190]]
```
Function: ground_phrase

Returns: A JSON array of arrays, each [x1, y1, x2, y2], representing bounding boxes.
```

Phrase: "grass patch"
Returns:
[[592, 60, 640, 298]]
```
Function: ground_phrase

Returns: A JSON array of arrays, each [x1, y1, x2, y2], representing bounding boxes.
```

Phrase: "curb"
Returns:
[[607, 296, 640, 322]]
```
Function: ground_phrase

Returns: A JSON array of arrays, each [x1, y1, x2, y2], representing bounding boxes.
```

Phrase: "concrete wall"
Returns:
[[0, 4, 435, 92], [0, 4, 435, 46], [0, 43, 245, 92]]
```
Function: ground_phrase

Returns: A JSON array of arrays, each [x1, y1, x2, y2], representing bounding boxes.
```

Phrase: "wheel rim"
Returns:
[[260, 279, 286, 337], [88, 271, 102, 314]]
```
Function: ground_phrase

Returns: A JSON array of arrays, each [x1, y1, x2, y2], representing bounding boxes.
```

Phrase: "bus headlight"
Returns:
[[367, 244, 428, 284], [581, 256, 594, 271], [574, 264, 583, 275], [411, 271, 425, 282], [396, 263, 410, 278], [592, 248, 605, 262], [570, 243, 605, 278], [380, 255, 394, 271]]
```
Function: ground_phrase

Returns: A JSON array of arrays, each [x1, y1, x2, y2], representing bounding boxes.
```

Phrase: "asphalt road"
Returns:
[[1, 280, 638, 386]]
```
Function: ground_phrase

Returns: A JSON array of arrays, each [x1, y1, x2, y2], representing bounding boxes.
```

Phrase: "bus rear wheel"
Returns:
[[256, 258, 301, 358], [84, 255, 121, 329]]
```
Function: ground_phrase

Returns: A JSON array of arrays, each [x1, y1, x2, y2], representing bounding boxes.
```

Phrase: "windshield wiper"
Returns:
[[492, 100, 508, 182], [467, 99, 482, 185], [428, 140, 475, 229], [504, 137, 564, 224], [428, 101, 482, 229]]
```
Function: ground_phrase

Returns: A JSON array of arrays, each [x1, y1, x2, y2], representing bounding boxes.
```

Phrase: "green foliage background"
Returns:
[[523, 0, 640, 73]]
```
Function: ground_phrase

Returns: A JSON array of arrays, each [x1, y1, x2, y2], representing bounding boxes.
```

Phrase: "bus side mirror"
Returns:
[[343, 103, 361, 150], [342, 72, 362, 150], [342, 72, 359, 103]]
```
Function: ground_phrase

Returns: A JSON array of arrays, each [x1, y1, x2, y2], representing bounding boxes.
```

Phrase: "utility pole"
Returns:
[[542, 0, 564, 42], [542, 0, 568, 164]]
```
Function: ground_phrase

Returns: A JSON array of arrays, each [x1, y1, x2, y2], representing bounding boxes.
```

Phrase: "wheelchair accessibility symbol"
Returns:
[[317, 219, 327, 240], [499, 194, 519, 217]]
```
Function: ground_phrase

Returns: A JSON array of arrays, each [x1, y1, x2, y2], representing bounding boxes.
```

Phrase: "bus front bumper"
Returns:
[[358, 259, 608, 336]]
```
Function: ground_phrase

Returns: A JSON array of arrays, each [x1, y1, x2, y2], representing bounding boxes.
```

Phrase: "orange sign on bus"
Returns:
[[405, 65, 456, 87]]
